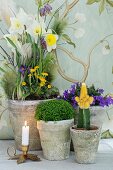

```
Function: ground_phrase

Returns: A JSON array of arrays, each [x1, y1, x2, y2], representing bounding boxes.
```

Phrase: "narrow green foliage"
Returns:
[[1, 70, 17, 99], [99, 0, 106, 14], [106, 0, 113, 7], [87, 0, 101, 4], [77, 108, 90, 130], [52, 19, 67, 36], [42, 52, 56, 82], [35, 99, 75, 121], [62, 34, 76, 48]]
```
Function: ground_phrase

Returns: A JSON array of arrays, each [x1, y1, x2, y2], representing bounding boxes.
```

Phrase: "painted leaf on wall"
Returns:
[[106, 0, 113, 7], [87, 0, 101, 4], [99, 0, 106, 14]]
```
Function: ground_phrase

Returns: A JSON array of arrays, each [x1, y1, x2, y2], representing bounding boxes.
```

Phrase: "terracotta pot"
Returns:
[[8, 99, 49, 151], [70, 125, 101, 164], [37, 119, 74, 160]]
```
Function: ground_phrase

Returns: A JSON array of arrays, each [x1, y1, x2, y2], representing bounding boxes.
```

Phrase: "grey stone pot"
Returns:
[[70, 125, 101, 164], [37, 119, 74, 160], [90, 106, 107, 125], [8, 99, 49, 151]]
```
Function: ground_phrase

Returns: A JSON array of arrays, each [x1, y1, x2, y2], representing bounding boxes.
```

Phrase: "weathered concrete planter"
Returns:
[[90, 106, 107, 125], [70, 125, 101, 164], [8, 100, 48, 151], [37, 119, 74, 160]]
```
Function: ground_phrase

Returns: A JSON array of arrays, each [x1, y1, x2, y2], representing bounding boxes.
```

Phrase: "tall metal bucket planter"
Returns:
[[8, 100, 44, 151]]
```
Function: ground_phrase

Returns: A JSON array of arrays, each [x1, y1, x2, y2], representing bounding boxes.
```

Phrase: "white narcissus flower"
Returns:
[[74, 28, 85, 38], [0, 0, 17, 26], [26, 20, 42, 43], [102, 45, 110, 55], [17, 8, 34, 28], [9, 17, 24, 34], [75, 12, 86, 23], [45, 29, 58, 52]]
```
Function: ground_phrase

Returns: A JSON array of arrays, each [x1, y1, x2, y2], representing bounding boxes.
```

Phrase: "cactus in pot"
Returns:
[[70, 83, 102, 164]]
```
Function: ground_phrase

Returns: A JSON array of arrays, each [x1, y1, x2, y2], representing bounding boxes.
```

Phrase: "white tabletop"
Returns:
[[0, 140, 113, 170]]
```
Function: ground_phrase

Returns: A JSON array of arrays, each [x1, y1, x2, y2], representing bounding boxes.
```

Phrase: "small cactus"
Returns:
[[75, 83, 93, 130]]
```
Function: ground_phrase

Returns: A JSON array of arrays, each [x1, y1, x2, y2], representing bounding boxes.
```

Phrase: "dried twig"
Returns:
[[56, 46, 88, 82], [61, 0, 79, 19]]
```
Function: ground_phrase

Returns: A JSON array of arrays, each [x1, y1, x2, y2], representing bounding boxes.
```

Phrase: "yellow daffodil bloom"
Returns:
[[48, 84, 52, 89], [39, 77, 46, 82], [21, 82, 26, 86], [28, 74, 32, 77], [34, 66, 39, 70], [41, 72, 48, 76], [45, 30, 58, 52], [40, 82, 45, 87], [30, 68, 36, 73], [75, 83, 93, 109]]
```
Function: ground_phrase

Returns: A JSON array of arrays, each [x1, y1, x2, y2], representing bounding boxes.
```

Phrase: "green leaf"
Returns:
[[99, 0, 106, 14], [87, 0, 101, 4], [6, 37, 17, 49], [87, 0, 97, 4], [0, 66, 5, 72], [62, 34, 76, 48], [106, 0, 113, 7]]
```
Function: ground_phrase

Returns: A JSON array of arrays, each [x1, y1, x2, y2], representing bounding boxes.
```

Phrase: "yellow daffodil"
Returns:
[[34, 66, 39, 70], [39, 77, 46, 82], [30, 68, 36, 73], [21, 81, 26, 86], [48, 84, 52, 89], [28, 74, 32, 77], [40, 82, 45, 87], [45, 29, 58, 52], [75, 83, 93, 109], [41, 72, 48, 76]]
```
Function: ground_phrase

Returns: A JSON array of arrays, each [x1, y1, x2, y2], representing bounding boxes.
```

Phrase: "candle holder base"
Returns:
[[7, 145, 41, 164]]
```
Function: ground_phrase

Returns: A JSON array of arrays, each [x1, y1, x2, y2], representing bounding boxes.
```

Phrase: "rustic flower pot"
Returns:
[[8, 100, 49, 151], [37, 119, 74, 160], [70, 125, 101, 164], [90, 106, 107, 125]]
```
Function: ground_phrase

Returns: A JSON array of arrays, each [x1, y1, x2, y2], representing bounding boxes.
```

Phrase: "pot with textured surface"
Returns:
[[37, 119, 74, 160], [70, 125, 101, 164], [8, 100, 44, 151]]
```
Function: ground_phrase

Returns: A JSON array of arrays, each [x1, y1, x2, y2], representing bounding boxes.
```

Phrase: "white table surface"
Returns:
[[0, 140, 113, 170]]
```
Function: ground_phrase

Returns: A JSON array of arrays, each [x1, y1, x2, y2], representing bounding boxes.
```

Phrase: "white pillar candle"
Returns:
[[22, 121, 29, 146]]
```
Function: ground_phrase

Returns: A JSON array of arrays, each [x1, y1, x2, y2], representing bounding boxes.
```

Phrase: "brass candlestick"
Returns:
[[7, 145, 41, 164]]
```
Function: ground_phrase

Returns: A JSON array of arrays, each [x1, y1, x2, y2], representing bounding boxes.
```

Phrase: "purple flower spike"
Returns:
[[60, 82, 113, 108], [98, 88, 104, 94], [44, 4, 52, 13], [19, 65, 27, 76], [40, 7, 46, 16], [40, 4, 52, 17], [40, 37, 47, 49]]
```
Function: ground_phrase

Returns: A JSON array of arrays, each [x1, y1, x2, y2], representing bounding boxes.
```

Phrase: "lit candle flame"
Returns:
[[24, 121, 27, 127]]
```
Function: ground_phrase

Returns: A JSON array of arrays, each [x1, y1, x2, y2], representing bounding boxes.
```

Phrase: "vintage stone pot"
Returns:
[[37, 119, 74, 160], [8, 99, 49, 151], [70, 125, 101, 164]]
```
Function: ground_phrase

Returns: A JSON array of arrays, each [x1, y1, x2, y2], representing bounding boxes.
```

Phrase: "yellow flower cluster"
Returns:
[[21, 81, 26, 86], [75, 83, 93, 109]]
